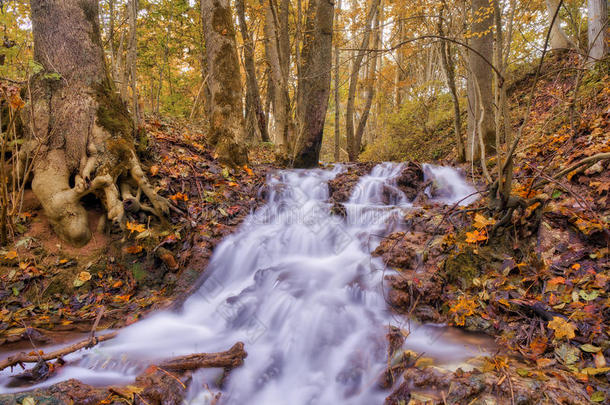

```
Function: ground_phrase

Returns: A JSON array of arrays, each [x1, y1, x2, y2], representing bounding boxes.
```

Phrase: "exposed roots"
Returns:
[[30, 141, 172, 247]]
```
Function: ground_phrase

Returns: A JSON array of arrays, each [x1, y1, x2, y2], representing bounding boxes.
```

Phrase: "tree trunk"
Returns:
[[394, 17, 405, 107], [262, 0, 292, 148], [345, 0, 380, 161], [236, 0, 269, 142], [25, 0, 170, 247], [127, 0, 139, 128], [333, 0, 341, 162], [587, 0, 608, 62], [354, 2, 381, 154], [467, 0, 496, 162], [201, 0, 248, 165], [546, 0, 574, 50], [438, 3, 465, 162], [292, 0, 334, 167]]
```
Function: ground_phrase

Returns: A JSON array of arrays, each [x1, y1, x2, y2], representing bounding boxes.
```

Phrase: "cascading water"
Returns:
[[0, 163, 488, 403]]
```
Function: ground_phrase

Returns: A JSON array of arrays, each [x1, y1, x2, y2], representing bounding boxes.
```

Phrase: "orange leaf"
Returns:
[[124, 245, 143, 254], [465, 229, 487, 244]]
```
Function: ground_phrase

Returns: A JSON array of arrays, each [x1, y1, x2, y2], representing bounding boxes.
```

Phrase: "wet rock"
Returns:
[[328, 162, 376, 205], [384, 380, 411, 405], [395, 162, 425, 201]]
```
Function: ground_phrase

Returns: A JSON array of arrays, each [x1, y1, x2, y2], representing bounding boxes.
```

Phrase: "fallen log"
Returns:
[[0, 343, 248, 405], [159, 342, 247, 371]]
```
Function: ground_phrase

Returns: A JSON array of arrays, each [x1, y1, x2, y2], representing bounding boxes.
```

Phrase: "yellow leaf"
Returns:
[[73, 271, 92, 287], [473, 213, 496, 229], [150, 165, 160, 176], [548, 316, 577, 340], [4, 251, 18, 260]]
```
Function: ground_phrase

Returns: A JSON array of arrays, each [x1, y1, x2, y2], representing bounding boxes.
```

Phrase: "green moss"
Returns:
[[443, 249, 483, 289], [79, 0, 103, 48], [95, 77, 133, 139]]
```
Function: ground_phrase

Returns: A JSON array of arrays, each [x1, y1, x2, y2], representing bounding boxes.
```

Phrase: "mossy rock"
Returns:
[[443, 248, 484, 289]]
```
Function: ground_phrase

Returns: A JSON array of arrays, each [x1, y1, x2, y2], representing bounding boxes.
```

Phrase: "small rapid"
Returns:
[[0, 163, 486, 403]]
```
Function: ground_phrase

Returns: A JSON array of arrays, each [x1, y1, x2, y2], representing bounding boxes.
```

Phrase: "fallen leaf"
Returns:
[[473, 213, 496, 229], [126, 221, 146, 234], [73, 271, 92, 287], [465, 230, 487, 244], [4, 251, 17, 260], [548, 316, 577, 340]]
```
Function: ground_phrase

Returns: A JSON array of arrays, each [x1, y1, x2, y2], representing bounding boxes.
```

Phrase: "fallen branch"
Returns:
[[0, 331, 118, 371], [550, 152, 610, 181], [158, 342, 247, 371]]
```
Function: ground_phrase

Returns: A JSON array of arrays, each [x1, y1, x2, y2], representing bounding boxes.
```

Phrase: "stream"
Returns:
[[0, 162, 493, 403]]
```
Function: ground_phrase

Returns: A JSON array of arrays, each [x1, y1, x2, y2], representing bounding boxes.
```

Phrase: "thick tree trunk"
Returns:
[[546, 0, 574, 50], [345, 0, 380, 161], [25, 0, 169, 247], [236, 0, 269, 142], [587, 0, 608, 62], [467, 0, 496, 162], [201, 0, 248, 165], [292, 0, 334, 168]]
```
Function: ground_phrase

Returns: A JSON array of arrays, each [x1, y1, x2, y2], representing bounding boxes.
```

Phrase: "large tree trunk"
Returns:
[[236, 0, 269, 142], [466, 0, 496, 162], [201, 0, 248, 165], [345, 0, 380, 161], [25, 0, 170, 247], [292, 0, 334, 167], [587, 0, 608, 62], [546, 0, 574, 50]]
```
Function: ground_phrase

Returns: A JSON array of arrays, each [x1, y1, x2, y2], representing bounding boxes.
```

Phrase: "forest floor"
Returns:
[[0, 53, 608, 404]]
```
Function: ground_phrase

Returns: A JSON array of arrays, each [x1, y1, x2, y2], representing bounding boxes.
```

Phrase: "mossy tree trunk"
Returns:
[[24, 0, 169, 247], [201, 0, 248, 166]]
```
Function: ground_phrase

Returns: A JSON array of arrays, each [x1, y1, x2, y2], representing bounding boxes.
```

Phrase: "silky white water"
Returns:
[[0, 163, 486, 403]]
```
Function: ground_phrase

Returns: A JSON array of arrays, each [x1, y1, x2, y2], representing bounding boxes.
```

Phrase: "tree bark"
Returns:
[[127, 0, 139, 128], [354, 2, 381, 154], [25, 0, 170, 247], [236, 0, 270, 142], [333, 0, 341, 162], [201, 0, 248, 165], [466, 0, 495, 162], [292, 0, 334, 167], [546, 0, 574, 50], [345, 0, 380, 161], [438, 3, 465, 162], [587, 0, 608, 62], [261, 0, 292, 148]]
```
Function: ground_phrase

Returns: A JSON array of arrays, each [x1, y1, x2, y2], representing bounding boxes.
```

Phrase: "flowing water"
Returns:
[[0, 162, 489, 403]]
